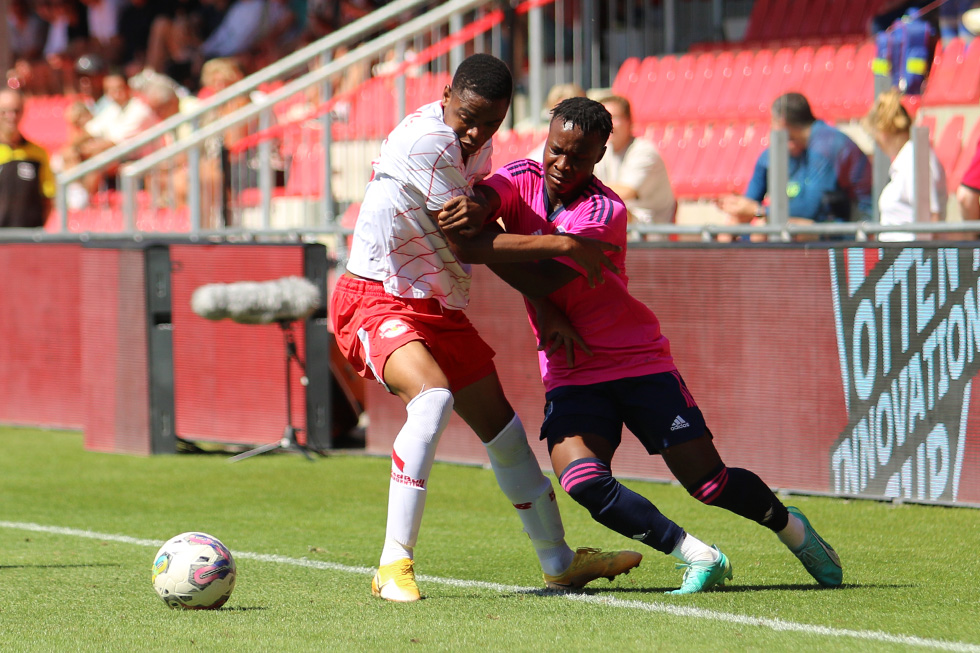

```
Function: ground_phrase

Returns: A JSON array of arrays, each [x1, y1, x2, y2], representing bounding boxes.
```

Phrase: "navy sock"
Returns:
[[686, 464, 789, 532], [559, 457, 685, 555]]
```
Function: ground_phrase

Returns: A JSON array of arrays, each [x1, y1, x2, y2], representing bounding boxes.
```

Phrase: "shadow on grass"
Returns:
[[425, 582, 899, 600], [0, 562, 122, 571], [553, 582, 905, 594]]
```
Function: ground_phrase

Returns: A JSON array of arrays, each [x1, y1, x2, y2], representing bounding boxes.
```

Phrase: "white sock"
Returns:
[[484, 413, 574, 576], [670, 533, 718, 564], [776, 512, 807, 551], [379, 388, 454, 566]]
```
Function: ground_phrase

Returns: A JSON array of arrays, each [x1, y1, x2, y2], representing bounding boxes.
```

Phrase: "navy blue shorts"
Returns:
[[540, 371, 709, 454]]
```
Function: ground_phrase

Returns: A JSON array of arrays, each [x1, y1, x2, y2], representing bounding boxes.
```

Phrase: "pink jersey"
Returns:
[[481, 159, 675, 391]]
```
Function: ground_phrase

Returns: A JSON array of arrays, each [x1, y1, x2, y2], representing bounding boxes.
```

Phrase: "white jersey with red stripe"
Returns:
[[345, 100, 493, 310]]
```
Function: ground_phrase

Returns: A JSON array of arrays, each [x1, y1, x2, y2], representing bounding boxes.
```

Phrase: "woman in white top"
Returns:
[[864, 89, 947, 241]]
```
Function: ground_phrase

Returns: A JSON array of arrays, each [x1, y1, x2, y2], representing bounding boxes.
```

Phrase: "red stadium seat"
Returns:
[[735, 49, 774, 120], [756, 47, 795, 113], [632, 56, 665, 126], [731, 123, 769, 193], [285, 142, 325, 197], [918, 114, 937, 142], [839, 0, 876, 36], [840, 40, 876, 119], [803, 45, 838, 119], [697, 123, 747, 197], [658, 53, 697, 123], [946, 38, 980, 105], [922, 38, 964, 107], [754, 0, 791, 42], [667, 123, 707, 198], [676, 52, 716, 121], [715, 50, 755, 120], [785, 0, 817, 39], [818, 0, 849, 38], [934, 114, 965, 193], [20, 95, 75, 155], [779, 45, 815, 98], [696, 51, 734, 121], [612, 56, 641, 98], [743, 0, 773, 42]]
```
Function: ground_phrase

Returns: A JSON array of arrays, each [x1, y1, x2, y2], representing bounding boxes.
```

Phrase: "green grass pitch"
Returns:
[[1, 426, 978, 652]]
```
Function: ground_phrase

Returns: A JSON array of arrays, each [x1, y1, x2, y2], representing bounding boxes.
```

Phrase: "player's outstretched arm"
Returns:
[[444, 222, 620, 288]]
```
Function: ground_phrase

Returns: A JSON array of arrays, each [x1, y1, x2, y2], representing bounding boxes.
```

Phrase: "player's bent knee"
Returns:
[[404, 387, 454, 443]]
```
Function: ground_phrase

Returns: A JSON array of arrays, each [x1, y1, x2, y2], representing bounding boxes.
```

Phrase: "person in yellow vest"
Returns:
[[0, 88, 55, 228]]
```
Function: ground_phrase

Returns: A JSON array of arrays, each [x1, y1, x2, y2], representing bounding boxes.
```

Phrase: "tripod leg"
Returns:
[[228, 441, 284, 462]]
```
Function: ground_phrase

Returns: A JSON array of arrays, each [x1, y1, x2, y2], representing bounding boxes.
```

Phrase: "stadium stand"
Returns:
[[13, 0, 980, 228]]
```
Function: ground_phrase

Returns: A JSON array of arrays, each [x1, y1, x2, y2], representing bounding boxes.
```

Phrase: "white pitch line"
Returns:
[[2, 520, 978, 652]]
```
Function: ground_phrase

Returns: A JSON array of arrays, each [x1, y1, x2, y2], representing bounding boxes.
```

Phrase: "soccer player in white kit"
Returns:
[[330, 54, 642, 602]]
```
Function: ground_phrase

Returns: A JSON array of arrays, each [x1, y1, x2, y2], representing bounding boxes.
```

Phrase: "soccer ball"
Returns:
[[151, 532, 237, 609]]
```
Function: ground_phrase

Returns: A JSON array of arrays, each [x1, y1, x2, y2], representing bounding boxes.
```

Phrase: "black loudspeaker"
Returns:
[[302, 244, 333, 451]]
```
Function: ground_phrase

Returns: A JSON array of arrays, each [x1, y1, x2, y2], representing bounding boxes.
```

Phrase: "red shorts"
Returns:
[[329, 274, 496, 392]]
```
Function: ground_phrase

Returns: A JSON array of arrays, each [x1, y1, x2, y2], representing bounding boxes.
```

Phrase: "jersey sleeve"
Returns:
[[405, 130, 471, 212], [555, 194, 627, 276], [479, 165, 521, 228]]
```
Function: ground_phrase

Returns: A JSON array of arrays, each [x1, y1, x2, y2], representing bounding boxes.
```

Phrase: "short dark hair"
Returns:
[[771, 92, 816, 127], [451, 54, 513, 101], [551, 97, 613, 143]]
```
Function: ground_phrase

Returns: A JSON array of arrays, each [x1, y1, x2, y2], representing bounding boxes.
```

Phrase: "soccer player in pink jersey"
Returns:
[[330, 55, 642, 603], [440, 97, 843, 593]]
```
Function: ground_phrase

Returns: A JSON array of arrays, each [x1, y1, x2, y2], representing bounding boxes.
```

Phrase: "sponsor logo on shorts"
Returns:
[[670, 415, 689, 431], [378, 319, 409, 339]]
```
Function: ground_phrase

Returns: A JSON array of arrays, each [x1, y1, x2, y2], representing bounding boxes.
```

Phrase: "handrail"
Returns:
[[7, 220, 979, 245], [53, 0, 438, 225], [119, 0, 493, 182]]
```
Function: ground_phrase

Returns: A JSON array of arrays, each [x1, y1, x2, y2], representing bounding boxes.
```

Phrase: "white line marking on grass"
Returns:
[[3, 521, 978, 652]]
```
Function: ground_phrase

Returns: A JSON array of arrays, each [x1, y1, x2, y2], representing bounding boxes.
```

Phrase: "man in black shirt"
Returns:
[[0, 88, 55, 229]]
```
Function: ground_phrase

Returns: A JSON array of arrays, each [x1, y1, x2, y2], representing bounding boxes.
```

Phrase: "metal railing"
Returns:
[[116, 0, 524, 233], [53, 0, 441, 229]]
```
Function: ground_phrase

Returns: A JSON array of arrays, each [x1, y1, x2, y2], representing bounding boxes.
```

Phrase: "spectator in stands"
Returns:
[[74, 52, 108, 112], [80, 0, 122, 64], [305, 0, 377, 41], [53, 100, 97, 209], [83, 71, 151, 147], [0, 88, 55, 228], [863, 89, 946, 241], [954, 142, 980, 239], [594, 95, 676, 234], [38, 0, 90, 94], [117, 0, 158, 73], [145, 0, 230, 89], [199, 0, 293, 63], [718, 92, 872, 239], [7, 0, 48, 63], [6, 0, 51, 94]]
